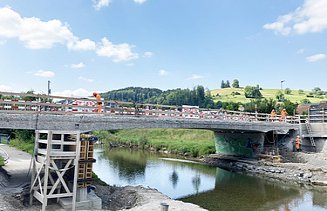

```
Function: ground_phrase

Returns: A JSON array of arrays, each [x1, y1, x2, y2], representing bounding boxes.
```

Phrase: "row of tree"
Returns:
[[221, 79, 240, 88], [102, 86, 297, 114], [102, 86, 215, 108]]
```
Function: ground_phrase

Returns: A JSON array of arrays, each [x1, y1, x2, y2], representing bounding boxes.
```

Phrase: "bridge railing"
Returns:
[[0, 91, 299, 124]]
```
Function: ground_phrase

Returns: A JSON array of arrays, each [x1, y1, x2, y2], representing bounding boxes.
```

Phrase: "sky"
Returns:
[[0, 0, 327, 97]]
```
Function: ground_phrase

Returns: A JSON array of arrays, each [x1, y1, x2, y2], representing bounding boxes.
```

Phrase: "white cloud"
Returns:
[[53, 88, 90, 97], [264, 0, 327, 35], [143, 51, 153, 58], [0, 84, 14, 92], [93, 0, 111, 10], [71, 62, 85, 69], [34, 70, 55, 78], [96, 37, 138, 62], [306, 53, 326, 62], [78, 76, 94, 83], [68, 38, 96, 51], [134, 0, 147, 4], [0, 7, 139, 63], [187, 74, 204, 80], [0, 6, 89, 50], [159, 69, 168, 76], [296, 48, 305, 54]]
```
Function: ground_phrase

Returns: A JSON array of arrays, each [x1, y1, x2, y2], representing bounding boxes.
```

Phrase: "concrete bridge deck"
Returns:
[[0, 113, 298, 133]]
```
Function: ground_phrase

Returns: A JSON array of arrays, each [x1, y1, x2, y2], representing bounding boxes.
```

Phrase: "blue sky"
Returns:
[[0, 0, 326, 96]]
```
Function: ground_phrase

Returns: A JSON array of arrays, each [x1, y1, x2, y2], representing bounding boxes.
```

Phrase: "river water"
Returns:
[[93, 147, 327, 211]]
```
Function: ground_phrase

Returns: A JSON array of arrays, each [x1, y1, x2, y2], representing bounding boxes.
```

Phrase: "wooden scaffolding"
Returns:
[[30, 130, 82, 211]]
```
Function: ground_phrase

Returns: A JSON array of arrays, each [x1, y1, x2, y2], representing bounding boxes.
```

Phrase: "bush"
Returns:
[[284, 88, 292, 95], [244, 86, 262, 98], [13, 129, 34, 142], [10, 139, 34, 154], [231, 91, 241, 96], [300, 99, 311, 104], [276, 91, 285, 102]]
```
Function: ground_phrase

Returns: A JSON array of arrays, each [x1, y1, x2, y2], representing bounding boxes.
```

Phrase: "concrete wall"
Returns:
[[214, 131, 264, 158], [300, 123, 327, 152]]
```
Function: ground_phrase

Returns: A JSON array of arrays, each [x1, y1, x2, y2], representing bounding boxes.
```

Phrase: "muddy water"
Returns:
[[93, 147, 327, 211]]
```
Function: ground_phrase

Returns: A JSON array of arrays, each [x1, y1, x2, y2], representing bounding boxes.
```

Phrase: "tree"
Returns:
[[244, 86, 262, 98], [300, 99, 311, 104], [225, 80, 230, 88], [298, 89, 304, 95], [22, 90, 37, 101], [282, 99, 298, 115], [276, 91, 285, 102], [284, 88, 292, 95], [232, 79, 239, 88], [312, 87, 324, 96], [221, 80, 225, 88]]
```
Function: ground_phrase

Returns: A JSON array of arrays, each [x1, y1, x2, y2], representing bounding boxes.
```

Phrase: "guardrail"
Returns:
[[0, 91, 299, 124]]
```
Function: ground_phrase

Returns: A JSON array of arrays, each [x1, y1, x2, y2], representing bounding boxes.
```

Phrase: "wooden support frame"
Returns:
[[30, 130, 81, 211]]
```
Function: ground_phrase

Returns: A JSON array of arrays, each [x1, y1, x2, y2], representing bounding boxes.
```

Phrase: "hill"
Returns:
[[211, 88, 327, 104]]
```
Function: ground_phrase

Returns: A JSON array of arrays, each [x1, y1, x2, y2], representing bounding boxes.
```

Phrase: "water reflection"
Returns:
[[169, 170, 179, 188], [93, 147, 327, 211], [182, 168, 302, 211]]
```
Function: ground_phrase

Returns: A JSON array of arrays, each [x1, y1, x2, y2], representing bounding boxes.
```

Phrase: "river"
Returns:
[[93, 147, 327, 211]]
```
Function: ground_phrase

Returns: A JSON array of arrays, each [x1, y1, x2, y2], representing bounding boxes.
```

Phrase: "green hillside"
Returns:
[[211, 88, 327, 104]]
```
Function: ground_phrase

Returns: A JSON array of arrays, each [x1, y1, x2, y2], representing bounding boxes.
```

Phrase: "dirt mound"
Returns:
[[95, 185, 139, 210]]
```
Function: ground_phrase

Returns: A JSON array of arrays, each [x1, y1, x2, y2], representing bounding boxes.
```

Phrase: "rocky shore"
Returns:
[[203, 152, 327, 191]]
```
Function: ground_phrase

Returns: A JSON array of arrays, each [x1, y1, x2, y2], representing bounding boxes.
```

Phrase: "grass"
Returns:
[[9, 139, 34, 154], [93, 129, 216, 157], [0, 155, 4, 166], [211, 88, 327, 104]]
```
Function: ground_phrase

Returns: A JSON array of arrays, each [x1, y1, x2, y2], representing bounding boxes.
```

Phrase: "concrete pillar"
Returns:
[[214, 131, 264, 158]]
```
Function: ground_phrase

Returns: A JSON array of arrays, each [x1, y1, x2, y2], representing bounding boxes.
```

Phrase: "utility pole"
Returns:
[[47, 80, 51, 96], [280, 80, 285, 90]]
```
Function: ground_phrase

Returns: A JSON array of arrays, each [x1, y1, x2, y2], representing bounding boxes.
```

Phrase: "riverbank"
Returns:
[[204, 152, 327, 191], [93, 129, 215, 157]]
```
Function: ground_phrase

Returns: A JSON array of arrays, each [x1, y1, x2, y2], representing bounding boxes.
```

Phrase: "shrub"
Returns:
[[231, 91, 241, 96], [284, 88, 292, 95]]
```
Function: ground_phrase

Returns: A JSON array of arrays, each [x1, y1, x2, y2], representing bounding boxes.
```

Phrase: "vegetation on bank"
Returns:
[[0, 155, 4, 166], [9, 129, 34, 154], [92, 129, 216, 157]]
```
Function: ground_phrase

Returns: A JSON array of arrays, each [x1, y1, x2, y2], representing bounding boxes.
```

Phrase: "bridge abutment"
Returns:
[[214, 131, 264, 158]]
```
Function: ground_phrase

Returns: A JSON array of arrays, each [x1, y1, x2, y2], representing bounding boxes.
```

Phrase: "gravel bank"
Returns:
[[204, 152, 327, 190], [94, 184, 207, 211]]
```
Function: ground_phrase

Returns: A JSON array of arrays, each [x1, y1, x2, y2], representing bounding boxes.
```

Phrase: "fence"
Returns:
[[0, 91, 299, 124]]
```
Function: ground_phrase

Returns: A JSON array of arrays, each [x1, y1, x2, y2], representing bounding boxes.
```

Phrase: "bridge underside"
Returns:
[[214, 131, 265, 158]]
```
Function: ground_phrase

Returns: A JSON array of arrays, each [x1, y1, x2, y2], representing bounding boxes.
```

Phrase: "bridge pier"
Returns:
[[214, 131, 264, 158]]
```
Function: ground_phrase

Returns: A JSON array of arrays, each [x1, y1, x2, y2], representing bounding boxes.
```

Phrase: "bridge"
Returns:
[[0, 91, 300, 157]]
